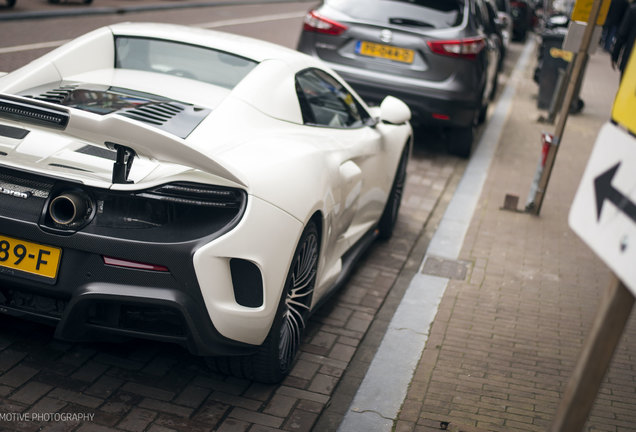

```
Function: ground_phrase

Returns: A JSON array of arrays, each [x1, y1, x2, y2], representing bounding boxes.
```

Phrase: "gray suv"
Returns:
[[297, 0, 502, 157]]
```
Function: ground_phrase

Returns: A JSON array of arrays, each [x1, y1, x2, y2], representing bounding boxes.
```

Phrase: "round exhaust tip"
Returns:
[[49, 192, 89, 226]]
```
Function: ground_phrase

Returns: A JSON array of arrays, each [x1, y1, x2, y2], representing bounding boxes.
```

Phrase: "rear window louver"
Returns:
[[118, 103, 185, 126], [33, 85, 78, 104], [0, 95, 69, 129], [117, 102, 209, 139]]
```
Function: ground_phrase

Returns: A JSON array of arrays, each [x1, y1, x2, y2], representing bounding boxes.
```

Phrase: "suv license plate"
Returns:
[[0, 234, 62, 280], [356, 41, 415, 64]]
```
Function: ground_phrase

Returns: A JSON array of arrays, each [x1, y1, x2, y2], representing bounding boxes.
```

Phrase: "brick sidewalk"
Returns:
[[394, 46, 636, 431]]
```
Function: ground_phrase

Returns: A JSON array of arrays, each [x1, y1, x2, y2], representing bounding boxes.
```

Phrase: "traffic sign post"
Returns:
[[526, 0, 607, 215], [549, 276, 634, 432], [554, 44, 636, 428]]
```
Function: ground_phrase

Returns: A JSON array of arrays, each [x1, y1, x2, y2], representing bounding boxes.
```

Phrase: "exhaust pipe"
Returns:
[[48, 191, 91, 226]]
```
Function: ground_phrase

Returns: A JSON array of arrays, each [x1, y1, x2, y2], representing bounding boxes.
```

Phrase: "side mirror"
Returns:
[[379, 96, 411, 125]]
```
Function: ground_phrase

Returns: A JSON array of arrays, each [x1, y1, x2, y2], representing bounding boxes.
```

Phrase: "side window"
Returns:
[[295, 68, 369, 128]]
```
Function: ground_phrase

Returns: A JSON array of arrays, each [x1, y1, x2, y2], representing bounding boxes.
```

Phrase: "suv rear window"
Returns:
[[327, 0, 465, 29]]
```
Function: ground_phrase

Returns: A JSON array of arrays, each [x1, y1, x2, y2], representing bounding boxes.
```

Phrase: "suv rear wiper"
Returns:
[[389, 17, 434, 28]]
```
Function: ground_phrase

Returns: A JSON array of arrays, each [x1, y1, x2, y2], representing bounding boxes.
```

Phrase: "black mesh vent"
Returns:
[[0, 95, 69, 129]]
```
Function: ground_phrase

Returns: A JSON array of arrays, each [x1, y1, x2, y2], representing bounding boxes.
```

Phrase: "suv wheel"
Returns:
[[447, 126, 473, 158]]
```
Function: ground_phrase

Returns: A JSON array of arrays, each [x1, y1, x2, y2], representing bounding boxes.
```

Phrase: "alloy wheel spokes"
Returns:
[[279, 232, 318, 368]]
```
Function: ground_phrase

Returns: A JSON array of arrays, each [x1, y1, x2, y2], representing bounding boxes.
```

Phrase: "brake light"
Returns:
[[303, 10, 348, 36], [427, 37, 486, 60]]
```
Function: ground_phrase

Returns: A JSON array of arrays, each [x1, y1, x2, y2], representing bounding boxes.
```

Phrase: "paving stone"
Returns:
[[276, 386, 330, 405], [117, 407, 157, 432], [173, 384, 210, 408], [71, 362, 110, 384], [85, 375, 123, 399], [263, 393, 296, 417], [137, 399, 193, 418], [93, 354, 144, 372], [282, 408, 318, 431], [207, 391, 261, 411], [28, 396, 67, 414], [153, 414, 211, 432], [0, 365, 38, 387], [48, 388, 103, 409], [215, 418, 250, 432], [121, 382, 175, 402], [307, 374, 338, 395], [146, 425, 178, 432], [190, 399, 229, 425], [242, 382, 275, 402], [59, 347, 97, 368], [228, 407, 283, 428], [10, 381, 52, 405]]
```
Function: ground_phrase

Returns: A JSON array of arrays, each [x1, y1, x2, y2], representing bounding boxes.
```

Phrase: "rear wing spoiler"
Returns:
[[0, 93, 247, 187]]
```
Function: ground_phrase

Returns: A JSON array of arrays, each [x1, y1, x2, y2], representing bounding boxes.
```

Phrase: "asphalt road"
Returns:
[[0, 3, 517, 430]]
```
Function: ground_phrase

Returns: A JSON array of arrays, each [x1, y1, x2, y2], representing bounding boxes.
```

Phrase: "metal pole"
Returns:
[[549, 276, 635, 431], [528, 0, 603, 215]]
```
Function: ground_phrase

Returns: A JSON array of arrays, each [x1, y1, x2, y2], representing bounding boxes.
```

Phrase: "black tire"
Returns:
[[208, 222, 319, 383], [447, 126, 473, 159], [489, 72, 499, 102], [6, 0, 16, 7], [476, 101, 488, 125], [475, 84, 489, 125], [378, 145, 408, 240]]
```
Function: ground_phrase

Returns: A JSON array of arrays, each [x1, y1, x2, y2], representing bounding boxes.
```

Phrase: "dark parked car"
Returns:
[[297, 0, 502, 157], [510, 0, 533, 40]]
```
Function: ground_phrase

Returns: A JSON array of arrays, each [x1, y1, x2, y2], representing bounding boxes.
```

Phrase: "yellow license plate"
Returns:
[[0, 234, 62, 280], [357, 41, 415, 64]]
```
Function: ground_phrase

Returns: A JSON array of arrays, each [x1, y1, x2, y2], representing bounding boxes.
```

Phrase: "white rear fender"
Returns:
[[193, 195, 303, 345]]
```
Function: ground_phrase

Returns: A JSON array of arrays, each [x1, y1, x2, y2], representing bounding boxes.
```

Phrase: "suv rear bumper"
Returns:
[[327, 62, 481, 128]]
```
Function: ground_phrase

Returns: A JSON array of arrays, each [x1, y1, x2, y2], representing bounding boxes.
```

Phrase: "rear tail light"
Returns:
[[427, 37, 486, 60], [510, 1, 527, 8], [103, 256, 169, 272], [303, 10, 348, 36], [432, 113, 450, 120]]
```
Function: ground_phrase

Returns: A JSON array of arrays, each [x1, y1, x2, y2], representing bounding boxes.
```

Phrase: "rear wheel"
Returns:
[[378, 145, 408, 240], [208, 222, 319, 383], [447, 126, 473, 159]]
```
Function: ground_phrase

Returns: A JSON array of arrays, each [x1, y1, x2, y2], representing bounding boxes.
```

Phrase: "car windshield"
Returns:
[[326, 0, 465, 29], [114, 37, 258, 89]]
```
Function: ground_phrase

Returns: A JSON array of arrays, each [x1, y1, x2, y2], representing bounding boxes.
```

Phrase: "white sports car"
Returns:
[[0, 23, 412, 383]]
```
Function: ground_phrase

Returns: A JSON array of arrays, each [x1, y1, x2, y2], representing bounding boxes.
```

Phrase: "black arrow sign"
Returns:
[[594, 162, 636, 222]]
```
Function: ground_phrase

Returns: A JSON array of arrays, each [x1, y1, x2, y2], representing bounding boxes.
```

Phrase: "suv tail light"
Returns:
[[303, 10, 348, 36], [427, 37, 486, 60]]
